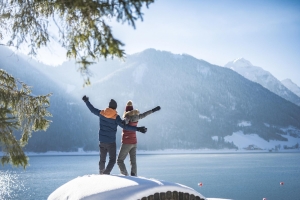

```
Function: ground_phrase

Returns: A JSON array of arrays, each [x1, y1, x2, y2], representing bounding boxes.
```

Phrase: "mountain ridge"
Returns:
[[281, 78, 300, 98], [224, 58, 300, 106]]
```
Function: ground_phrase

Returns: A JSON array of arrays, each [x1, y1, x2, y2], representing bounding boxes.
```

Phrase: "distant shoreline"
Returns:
[[13, 148, 300, 156]]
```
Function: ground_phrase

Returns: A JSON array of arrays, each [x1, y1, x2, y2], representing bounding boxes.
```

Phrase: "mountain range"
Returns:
[[1, 47, 300, 151]]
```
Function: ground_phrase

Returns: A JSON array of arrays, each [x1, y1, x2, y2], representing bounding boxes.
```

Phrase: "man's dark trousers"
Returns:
[[99, 142, 116, 174]]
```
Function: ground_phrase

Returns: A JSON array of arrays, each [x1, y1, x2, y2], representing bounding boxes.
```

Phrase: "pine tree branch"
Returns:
[[0, 70, 52, 168]]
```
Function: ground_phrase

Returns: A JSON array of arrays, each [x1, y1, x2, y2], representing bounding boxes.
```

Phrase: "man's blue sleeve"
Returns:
[[85, 101, 100, 116], [116, 116, 137, 131]]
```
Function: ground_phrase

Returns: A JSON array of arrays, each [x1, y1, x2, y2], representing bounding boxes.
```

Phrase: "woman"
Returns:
[[117, 100, 160, 176]]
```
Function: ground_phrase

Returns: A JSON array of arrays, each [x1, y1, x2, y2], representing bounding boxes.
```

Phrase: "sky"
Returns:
[[20, 0, 300, 86]]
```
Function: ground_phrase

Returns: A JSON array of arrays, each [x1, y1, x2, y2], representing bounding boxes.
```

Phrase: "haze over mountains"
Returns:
[[0, 47, 98, 152], [1, 47, 300, 152]]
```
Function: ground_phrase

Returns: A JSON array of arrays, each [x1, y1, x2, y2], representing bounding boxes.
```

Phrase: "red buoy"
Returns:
[[198, 182, 203, 187], [263, 198, 267, 200], [280, 182, 284, 185]]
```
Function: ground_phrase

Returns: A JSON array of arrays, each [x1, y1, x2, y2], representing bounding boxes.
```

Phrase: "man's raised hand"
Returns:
[[82, 95, 89, 102]]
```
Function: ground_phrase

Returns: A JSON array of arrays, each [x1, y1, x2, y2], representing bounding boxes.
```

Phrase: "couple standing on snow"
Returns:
[[82, 96, 160, 176]]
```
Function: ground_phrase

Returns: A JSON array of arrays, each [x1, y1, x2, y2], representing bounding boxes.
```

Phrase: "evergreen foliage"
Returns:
[[0, 0, 154, 85], [0, 69, 51, 168]]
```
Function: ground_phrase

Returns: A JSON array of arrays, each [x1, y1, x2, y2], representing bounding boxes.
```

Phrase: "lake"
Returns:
[[0, 153, 299, 200]]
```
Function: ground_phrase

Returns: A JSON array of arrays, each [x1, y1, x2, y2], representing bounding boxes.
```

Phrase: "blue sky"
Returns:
[[108, 0, 300, 85], [30, 0, 300, 85]]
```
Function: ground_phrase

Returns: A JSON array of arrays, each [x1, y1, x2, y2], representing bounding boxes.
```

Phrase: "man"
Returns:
[[82, 95, 147, 174]]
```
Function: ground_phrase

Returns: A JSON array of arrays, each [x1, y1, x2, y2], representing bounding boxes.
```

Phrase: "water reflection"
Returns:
[[0, 171, 26, 200]]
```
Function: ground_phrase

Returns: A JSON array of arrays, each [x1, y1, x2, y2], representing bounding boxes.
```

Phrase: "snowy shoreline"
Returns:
[[15, 148, 300, 156]]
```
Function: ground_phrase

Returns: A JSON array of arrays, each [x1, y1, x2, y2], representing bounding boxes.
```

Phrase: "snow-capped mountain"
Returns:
[[224, 58, 300, 106], [282, 79, 300, 98]]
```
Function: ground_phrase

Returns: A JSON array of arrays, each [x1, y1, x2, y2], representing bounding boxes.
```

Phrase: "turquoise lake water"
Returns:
[[0, 153, 299, 200]]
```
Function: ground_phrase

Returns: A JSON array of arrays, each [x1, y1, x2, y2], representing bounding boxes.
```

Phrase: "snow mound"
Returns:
[[48, 174, 206, 200]]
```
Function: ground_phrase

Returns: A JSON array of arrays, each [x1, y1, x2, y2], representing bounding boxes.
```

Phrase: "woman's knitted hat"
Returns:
[[125, 100, 133, 112]]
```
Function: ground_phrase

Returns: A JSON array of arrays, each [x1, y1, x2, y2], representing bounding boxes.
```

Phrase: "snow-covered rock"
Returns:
[[48, 175, 206, 200]]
